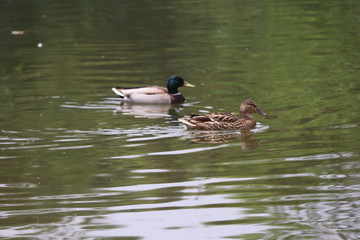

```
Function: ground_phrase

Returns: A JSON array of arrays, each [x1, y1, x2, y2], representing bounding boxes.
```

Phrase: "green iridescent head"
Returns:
[[167, 76, 195, 94]]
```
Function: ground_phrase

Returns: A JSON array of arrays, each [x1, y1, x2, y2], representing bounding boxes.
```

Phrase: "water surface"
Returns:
[[0, 0, 359, 239]]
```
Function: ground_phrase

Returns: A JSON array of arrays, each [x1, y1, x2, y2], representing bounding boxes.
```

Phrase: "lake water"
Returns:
[[1, 0, 359, 239]]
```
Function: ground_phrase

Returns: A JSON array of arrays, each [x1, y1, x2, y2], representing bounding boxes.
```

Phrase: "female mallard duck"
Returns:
[[178, 100, 267, 130], [112, 76, 195, 104]]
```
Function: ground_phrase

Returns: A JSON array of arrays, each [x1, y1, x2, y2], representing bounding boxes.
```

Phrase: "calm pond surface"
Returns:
[[1, 0, 359, 239]]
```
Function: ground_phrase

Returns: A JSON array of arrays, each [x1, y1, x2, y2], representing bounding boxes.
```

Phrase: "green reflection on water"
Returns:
[[0, 0, 359, 239]]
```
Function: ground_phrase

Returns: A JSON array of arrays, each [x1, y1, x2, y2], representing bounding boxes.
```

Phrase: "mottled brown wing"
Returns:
[[205, 112, 239, 122]]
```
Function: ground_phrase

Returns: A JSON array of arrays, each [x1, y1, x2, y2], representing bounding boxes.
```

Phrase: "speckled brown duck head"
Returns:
[[240, 100, 267, 119]]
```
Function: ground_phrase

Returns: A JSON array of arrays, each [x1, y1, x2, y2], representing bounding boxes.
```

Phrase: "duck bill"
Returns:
[[183, 81, 195, 88], [256, 108, 267, 117]]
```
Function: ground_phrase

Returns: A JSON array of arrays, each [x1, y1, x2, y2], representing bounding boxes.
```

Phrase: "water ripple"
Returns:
[[109, 144, 234, 159], [99, 177, 256, 193], [284, 152, 357, 162]]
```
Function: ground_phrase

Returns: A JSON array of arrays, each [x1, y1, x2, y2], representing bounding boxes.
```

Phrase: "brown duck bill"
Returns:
[[256, 108, 267, 117]]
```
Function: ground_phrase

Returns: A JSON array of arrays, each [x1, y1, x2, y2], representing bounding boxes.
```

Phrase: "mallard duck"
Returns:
[[178, 100, 267, 130], [111, 76, 195, 104]]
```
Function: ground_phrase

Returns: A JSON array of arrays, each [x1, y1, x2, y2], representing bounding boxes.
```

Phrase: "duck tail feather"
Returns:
[[112, 88, 125, 99], [178, 118, 195, 127]]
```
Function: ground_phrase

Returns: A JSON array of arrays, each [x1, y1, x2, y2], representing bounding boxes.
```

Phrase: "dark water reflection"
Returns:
[[1, 0, 360, 239]]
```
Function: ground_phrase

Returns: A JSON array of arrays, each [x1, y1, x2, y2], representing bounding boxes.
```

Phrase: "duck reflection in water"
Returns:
[[113, 102, 183, 120], [182, 130, 263, 151]]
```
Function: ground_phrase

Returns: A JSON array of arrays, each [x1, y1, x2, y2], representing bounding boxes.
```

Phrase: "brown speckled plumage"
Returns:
[[178, 100, 267, 130]]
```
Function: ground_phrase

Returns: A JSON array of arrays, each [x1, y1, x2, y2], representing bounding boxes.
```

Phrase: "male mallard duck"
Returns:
[[178, 100, 267, 130], [111, 76, 195, 104]]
